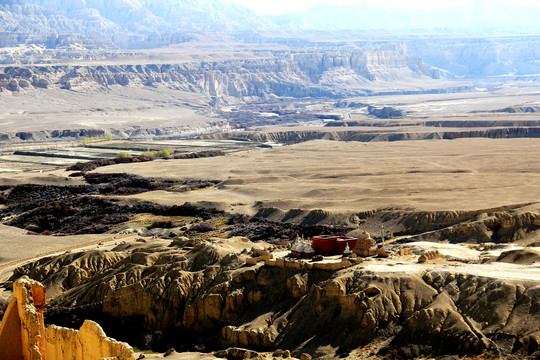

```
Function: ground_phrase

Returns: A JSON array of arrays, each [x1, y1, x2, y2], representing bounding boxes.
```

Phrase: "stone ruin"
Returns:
[[418, 250, 445, 263], [264, 257, 354, 271], [353, 231, 379, 257], [0, 276, 135, 360], [398, 247, 413, 256], [245, 245, 361, 271], [245, 254, 356, 271]]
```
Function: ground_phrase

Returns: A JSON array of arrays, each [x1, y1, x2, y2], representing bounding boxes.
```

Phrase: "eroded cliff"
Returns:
[[0, 48, 439, 99], [9, 237, 540, 359]]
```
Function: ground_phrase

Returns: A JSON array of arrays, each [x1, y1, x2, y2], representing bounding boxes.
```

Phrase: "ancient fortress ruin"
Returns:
[[0, 276, 135, 360]]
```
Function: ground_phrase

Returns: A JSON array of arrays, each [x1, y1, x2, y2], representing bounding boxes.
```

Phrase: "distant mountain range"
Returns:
[[271, 0, 540, 33], [1, 0, 540, 48], [0, 0, 275, 48]]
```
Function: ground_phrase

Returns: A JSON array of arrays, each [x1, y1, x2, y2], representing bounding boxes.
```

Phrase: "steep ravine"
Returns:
[[9, 240, 540, 359]]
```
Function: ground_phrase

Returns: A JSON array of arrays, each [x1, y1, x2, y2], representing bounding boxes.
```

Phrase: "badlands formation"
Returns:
[[1, 48, 540, 359], [0, 11, 540, 358], [0, 135, 539, 359]]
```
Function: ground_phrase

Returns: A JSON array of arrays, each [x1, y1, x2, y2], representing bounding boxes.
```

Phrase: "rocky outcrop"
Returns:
[[407, 35, 540, 77], [400, 209, 540, 244], [495, 106, 540, 113], [418, 250, 445, 263], [394, 291, 491, 355], [0, 0, 274, 48], [367, 106, 404, 119], [220, 270, 540, 358], [244, 204, 540, 245], [262, 257, 354, 271], [3, 0, 540, 85], [496, 248, 540, 265], [0, 122, 231, 143]]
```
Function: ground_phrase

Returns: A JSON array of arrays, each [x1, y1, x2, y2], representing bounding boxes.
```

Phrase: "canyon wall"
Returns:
[[406, 36, 540, 77], [0, 48, 439, 99]]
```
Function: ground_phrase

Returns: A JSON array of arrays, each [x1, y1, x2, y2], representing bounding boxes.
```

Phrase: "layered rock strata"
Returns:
[[0, 48, 438, 98]]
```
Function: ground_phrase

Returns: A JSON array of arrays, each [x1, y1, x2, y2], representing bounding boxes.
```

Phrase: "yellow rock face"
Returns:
[[44, 325, 78, 360], [44, 320, 137, 360], [14, 276, 43, 360], [0, 298, 24, 360]]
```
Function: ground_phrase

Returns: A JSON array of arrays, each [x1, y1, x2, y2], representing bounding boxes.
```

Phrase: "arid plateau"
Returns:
[[1, 4, 540, 358]]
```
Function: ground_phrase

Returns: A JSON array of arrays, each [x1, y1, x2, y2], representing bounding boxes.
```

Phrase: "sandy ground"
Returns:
[[349, 87, 540, 115], [358, 258, 540, 282], [0, 169, 86, 186], [0, 225, 110, 267], [91, 137, 540, 213], [0, 87, 215, 133]]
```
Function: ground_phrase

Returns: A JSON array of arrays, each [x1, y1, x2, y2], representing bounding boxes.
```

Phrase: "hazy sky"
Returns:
[[223, 0, 540, 15]]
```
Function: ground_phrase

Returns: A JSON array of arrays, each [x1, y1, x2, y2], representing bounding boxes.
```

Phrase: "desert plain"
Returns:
[[0, 28, 540, 360]]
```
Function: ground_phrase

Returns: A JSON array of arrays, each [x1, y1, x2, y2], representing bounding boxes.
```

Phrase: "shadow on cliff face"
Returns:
[[17, 239, 332, 353], [44, 310, 220, 353], [0, 298, 9, 320]]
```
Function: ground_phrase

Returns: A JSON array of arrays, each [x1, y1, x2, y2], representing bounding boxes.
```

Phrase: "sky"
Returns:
[[223, 0, 540, 15]]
